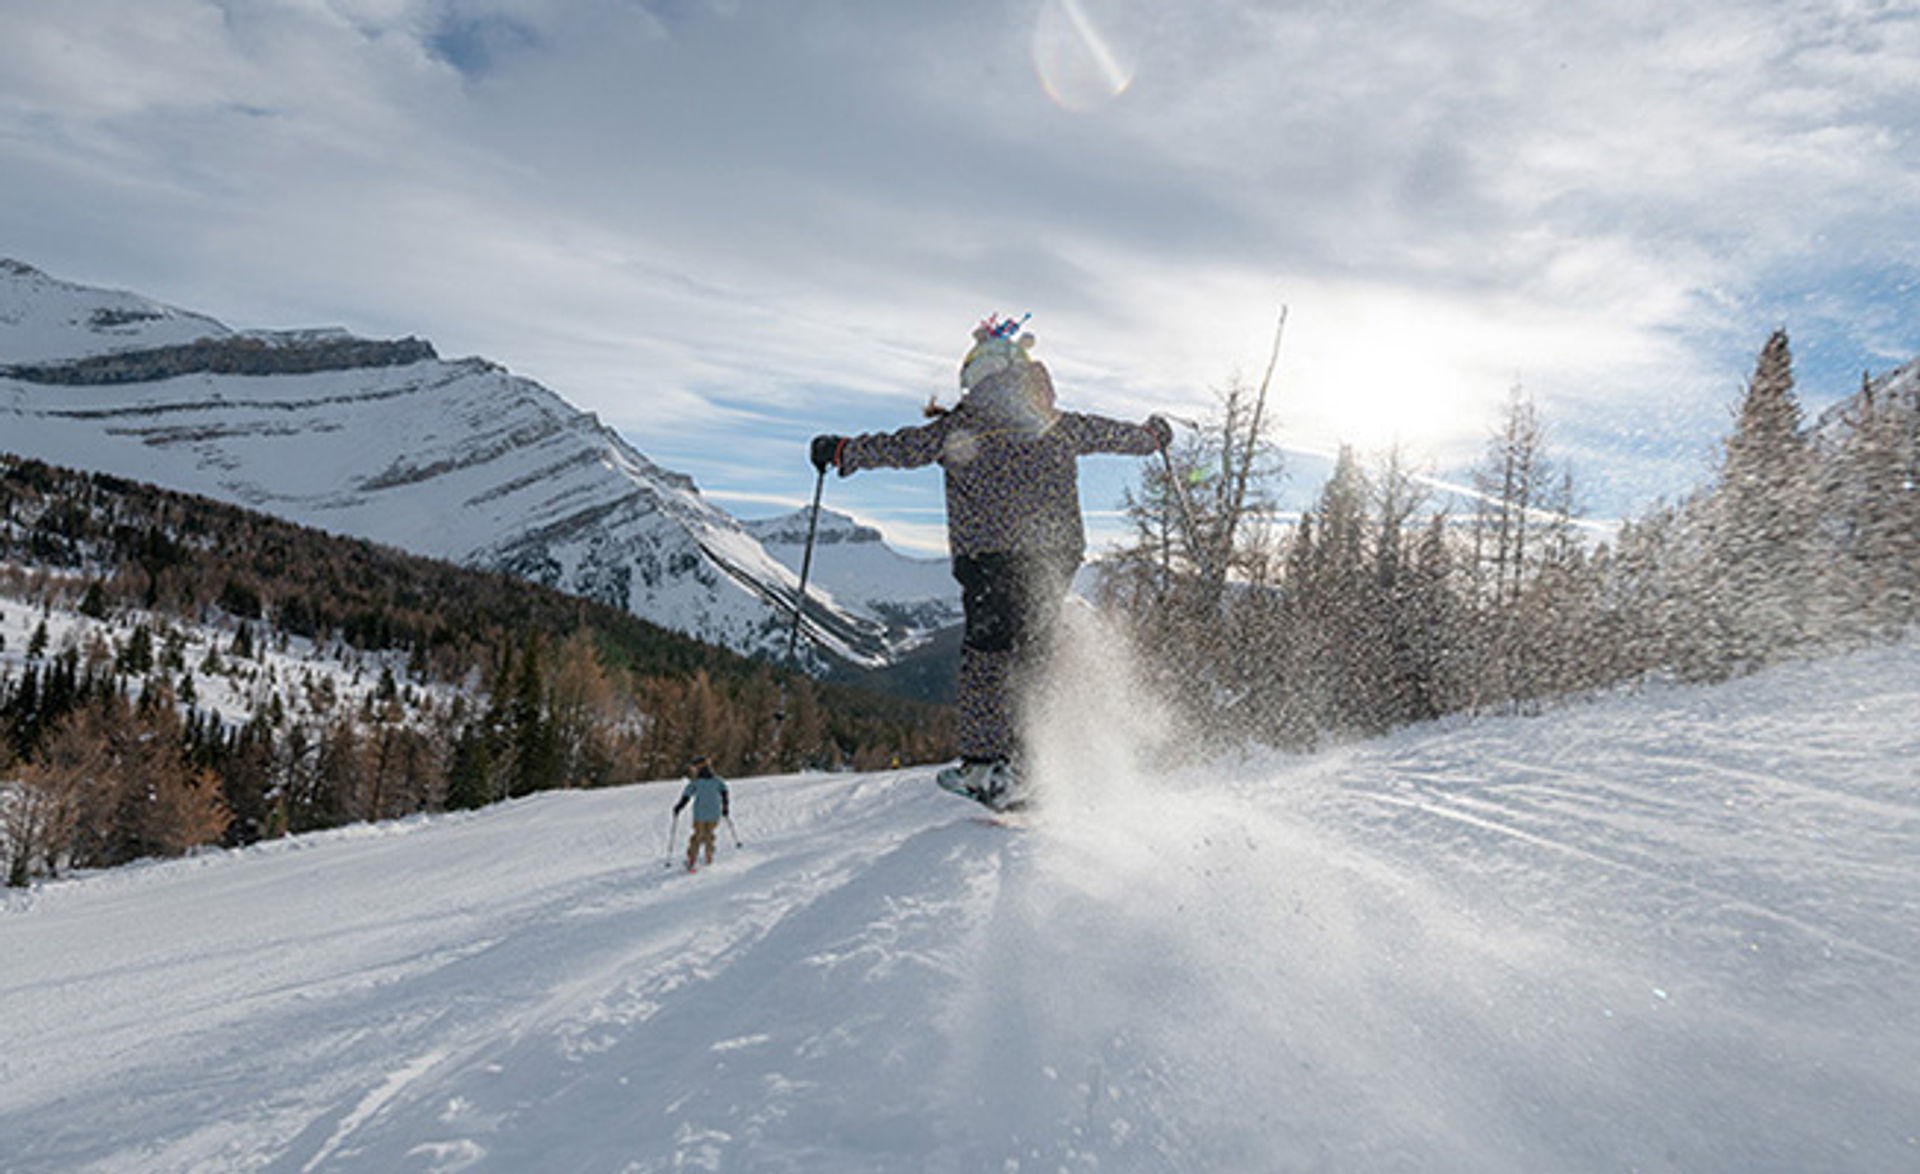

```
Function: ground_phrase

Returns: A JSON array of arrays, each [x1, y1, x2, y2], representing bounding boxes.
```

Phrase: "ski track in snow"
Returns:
[[3, 645, 1919, 1172]]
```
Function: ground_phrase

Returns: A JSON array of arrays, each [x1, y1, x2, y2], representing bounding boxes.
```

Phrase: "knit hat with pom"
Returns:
[[959, 312, 1034, 390]]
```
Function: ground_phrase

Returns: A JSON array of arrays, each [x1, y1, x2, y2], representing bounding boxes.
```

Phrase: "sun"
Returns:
[[1274, 301, 1510, 462]]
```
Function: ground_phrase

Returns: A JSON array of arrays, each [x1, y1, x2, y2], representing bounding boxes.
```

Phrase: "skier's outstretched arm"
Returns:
[[1063, 411, 1171, 456], [812, 417, 950, 475]]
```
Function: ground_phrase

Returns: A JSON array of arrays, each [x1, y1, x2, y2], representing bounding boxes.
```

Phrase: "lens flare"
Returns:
[[1033, 0, 1136, 112]]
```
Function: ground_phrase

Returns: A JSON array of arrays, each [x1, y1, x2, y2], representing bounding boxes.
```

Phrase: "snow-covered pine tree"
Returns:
[[1707, 329, 1818, 673], [1825, 367, 1920, 637]]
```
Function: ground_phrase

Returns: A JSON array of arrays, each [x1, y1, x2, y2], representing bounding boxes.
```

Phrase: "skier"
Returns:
[[673, 755, 730, 871], [810, 314, 1170, 810]]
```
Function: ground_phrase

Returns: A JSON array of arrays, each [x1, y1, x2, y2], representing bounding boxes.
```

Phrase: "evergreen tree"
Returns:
[[445, 722, 496, 811], [1827, 368, 1920, 635], [1282, 446, 1380, 737], [1368, 451, 1444, 726], [1708, 329, 1817, 673], [117, 624, 155, 676], [78, 579, 109, 620], [506, 634, 561, 796]]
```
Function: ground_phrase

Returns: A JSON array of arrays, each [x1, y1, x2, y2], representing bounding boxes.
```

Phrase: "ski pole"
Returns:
[[776, 462, 829, 726], [1160, 440, 1221, 585], [784, 464, 828, 668], [665, 809, 680, 870], [724, 813, 743, 848]]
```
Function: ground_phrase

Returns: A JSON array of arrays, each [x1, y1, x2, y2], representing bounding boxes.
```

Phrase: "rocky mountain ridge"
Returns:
[[0, 260, 917, 669]]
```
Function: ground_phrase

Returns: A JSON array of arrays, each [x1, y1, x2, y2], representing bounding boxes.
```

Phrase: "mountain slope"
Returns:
[[3, 633, 1915, 1172], [0, 261, 890, 667], [0, 259, 229, 363], [746, 506, 959, 633]]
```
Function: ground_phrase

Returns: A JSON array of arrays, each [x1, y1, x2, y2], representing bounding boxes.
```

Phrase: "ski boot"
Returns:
[[935, 757, 1031, 812]]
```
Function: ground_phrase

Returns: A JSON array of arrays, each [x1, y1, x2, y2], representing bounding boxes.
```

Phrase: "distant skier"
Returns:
[[673, 755, 730, 871], [810, 314, 1170, 810]]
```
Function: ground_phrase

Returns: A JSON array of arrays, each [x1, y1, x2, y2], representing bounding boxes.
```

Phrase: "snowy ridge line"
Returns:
[[1, 334, 436, 385], [693, 537, 889, 667], [25, 381, 432, 420]]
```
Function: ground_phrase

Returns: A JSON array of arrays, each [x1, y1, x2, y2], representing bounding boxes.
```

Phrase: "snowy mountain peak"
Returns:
[[746, 507, 959, 630], [747, 505, 888, 548], [0, 259, 230, 365], [1, 262, 903, 668]]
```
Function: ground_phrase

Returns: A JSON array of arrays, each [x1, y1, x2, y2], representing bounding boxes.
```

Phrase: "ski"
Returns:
[[935, 773, 1032, 814]]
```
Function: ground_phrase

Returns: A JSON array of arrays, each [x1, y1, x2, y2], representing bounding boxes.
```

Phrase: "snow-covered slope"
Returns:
[[0, 578, 462, 758], [4, 630, 1916, 1173], [0, 261, 889, 667], [0, 260, 229, 364], [746, 506, 960, 635]]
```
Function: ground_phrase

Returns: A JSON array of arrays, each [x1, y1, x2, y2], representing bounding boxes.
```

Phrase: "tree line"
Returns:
[[1103, 329, 1919, 750], [0, 457, 950, 884]]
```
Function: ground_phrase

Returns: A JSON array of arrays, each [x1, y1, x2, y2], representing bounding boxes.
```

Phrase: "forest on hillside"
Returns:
[[0, 459, 950, 884], [1102, 329, 1919, 749]]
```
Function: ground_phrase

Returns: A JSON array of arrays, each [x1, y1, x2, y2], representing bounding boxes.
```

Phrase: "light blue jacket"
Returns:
[[678, 771, 729, 823]]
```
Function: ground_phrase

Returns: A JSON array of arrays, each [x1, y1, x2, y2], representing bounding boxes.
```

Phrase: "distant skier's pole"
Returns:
[[665, 809, 680, 870], [724, 814, 743, 849]]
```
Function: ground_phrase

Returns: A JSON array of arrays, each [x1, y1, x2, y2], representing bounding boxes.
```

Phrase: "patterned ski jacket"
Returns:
[[837, 365, 1161, 560]]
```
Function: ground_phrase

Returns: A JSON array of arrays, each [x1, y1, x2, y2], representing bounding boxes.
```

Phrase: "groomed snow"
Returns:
[[3, 631, 1917, 1172]]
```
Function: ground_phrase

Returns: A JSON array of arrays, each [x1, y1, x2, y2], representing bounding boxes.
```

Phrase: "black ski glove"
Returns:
[[810, 434, 845, 473], [1145, 415, 1173, 452]]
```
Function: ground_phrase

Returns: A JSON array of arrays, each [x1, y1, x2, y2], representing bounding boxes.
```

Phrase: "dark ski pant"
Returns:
[[686, 821, 718, 868], [952, 550, 1077, 762]]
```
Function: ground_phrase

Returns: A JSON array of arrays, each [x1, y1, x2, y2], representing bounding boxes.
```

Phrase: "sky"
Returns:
[[3, 0, 1918, 554]]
